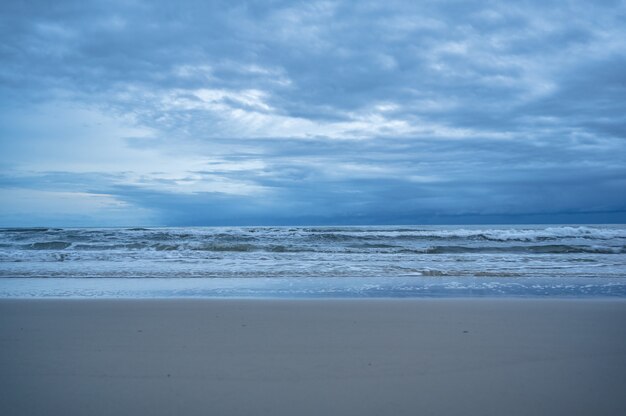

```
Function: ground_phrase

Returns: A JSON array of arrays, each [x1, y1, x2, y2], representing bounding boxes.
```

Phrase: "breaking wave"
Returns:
[[1, 225, 625, 281]]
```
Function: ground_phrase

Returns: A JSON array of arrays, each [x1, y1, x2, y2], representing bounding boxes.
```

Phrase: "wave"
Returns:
[[28, 241, 72, 250], [1, 227, 61, 233], [9, 241, 624, 255], [303, 226, 626, 242], [2, 225, 625, 244], [2, 226, 624, 284], [1, 226, 624, 259], [422, 245, 624, 254]]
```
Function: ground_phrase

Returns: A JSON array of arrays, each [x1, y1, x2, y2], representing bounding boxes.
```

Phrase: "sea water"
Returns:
[[0, 224, 625, 298]]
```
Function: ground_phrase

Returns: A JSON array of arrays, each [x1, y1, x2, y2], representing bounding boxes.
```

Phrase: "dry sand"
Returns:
[[1, 298, 625, 415]]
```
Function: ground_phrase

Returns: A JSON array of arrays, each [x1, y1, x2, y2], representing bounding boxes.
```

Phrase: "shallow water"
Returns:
[[1, 224, 625, 297]]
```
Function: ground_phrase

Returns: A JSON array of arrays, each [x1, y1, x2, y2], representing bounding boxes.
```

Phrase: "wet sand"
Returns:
[[1, 298, 625, 415]]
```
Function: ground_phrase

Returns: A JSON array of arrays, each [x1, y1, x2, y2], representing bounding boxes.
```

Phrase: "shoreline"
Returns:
[[2, 295, 626, 300], [2, 276, 625, 298], [2, 298, 626, 415]]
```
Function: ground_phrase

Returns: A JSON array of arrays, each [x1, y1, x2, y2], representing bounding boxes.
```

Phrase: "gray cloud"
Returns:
[[0, 0, 625, 225]]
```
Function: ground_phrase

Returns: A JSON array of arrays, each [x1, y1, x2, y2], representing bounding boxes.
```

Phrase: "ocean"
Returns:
[[1, 224, 625, 298]]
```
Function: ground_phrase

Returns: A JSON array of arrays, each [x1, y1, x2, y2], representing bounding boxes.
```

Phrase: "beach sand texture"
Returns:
[[1, 299, 625, 415]]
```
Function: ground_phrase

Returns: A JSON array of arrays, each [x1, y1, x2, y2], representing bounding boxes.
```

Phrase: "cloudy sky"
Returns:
[[1, 0, 625, 226]]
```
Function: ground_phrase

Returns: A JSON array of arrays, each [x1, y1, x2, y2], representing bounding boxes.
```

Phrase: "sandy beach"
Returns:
[[1, 298, 625, 415]]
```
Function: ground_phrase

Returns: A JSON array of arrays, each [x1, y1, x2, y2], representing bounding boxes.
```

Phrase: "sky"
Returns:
[[1, 0, 625, 226]]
